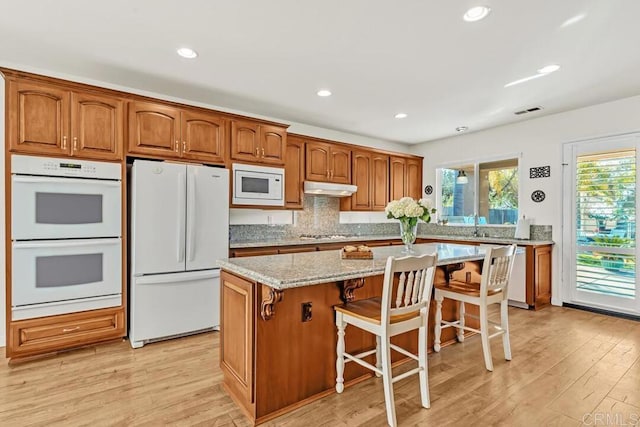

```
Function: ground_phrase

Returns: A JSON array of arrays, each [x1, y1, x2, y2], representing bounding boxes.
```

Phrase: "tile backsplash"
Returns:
[[229, 195, 553, 242]]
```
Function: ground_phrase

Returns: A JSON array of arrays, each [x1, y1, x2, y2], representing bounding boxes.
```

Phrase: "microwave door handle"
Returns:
[[187, 172, 196, 262], [177, 172, 186, 264], [12, 176, 121, 186]]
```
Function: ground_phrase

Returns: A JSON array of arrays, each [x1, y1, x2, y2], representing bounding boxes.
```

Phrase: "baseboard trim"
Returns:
[[562, 303, 640, 322]]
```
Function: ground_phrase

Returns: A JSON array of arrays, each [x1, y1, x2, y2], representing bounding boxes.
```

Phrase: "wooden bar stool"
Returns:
[[334, 253, 438, 427], [433, 244, 517, 372]]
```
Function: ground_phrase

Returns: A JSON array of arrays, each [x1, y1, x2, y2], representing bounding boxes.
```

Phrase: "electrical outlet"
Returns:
[[302, 302, 312, 322]]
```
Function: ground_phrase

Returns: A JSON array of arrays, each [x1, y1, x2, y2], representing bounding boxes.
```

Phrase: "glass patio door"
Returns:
[[563, 134, 640, 315]]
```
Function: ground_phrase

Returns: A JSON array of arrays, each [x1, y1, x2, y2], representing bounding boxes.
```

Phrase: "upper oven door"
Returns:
[[233, 169, 284, 206], [12, 175, 122, 240]]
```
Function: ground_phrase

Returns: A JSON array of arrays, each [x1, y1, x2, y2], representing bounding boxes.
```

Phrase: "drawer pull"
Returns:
[[62, 326, 80, 333]]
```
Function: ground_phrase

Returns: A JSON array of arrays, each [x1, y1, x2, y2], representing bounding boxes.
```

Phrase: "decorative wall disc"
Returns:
[[530, 166, 550, 179], [424, 185, 433, 195], [531, 190, 546, 203]]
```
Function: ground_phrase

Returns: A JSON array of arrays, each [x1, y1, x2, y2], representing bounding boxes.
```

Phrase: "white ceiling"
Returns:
[[1, 1, 639, 144]]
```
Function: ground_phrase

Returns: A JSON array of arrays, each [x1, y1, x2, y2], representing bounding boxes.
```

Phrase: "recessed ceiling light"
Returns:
[[538, 64, 561, 74], [463, 6, 491, 22], [317, 89, 332, 97], [177, 47, 198, 59], [505, 64, 561, 87], [561, 13, 586, 28], [456, 126, 469, 132], [504, 74, 546, 88], [395, 113, 408, 119]]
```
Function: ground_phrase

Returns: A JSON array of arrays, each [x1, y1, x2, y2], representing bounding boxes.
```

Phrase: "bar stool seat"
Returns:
[[334, 297, 421, 325]]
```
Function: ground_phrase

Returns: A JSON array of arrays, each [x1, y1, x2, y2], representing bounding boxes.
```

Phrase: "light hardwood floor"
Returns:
[[1, 306, 639, 426]]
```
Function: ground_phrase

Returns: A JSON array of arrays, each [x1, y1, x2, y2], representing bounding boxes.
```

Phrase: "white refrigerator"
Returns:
[[129, 160, 229, 348]]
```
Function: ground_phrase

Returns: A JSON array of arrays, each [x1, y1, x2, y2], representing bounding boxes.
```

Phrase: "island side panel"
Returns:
[[220, 271, 257, 420]]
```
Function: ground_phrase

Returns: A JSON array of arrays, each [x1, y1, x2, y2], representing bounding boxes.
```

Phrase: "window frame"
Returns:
[[435, 152, 522, 227]]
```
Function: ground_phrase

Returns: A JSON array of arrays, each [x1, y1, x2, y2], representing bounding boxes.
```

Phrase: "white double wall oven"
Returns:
[[11, 155, 122, 320]]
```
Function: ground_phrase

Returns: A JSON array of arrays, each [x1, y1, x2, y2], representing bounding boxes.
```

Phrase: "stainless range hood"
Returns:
[[303, 181, 357, 197]]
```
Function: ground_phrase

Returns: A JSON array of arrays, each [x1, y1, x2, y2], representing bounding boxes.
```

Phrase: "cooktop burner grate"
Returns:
[[298, 234, 354, 240]]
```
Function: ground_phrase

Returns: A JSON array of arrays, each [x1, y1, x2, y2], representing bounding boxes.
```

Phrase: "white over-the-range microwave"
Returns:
[[232, 163, 285, 206]]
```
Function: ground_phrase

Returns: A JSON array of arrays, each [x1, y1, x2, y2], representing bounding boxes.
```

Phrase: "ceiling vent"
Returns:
[[514, 106, 543, 115]]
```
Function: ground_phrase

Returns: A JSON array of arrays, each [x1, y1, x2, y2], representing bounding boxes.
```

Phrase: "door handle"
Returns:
[[182, 141, 186, 152], [73, 137, 78, 153], [62, 136, 67, 149], [175, 140, 179, 152], [261, 147, 265, 157], [187, 172, 196, 262], [177, 172, 186, 263], [255, 147, 260, 157]]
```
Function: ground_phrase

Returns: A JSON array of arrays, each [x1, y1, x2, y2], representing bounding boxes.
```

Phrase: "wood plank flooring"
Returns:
[[1, 306, 639, 426]]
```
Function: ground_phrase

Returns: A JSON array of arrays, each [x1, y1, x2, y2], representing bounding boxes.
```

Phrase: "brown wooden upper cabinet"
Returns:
[[389, 156, 423, 200], [305, 141, 351, 184], [7, 79, 124, 160], [128, 101, 226, 164], [285, 136, 305, 209], [230, 119, 287, 165], [347, 150, 389, 211]]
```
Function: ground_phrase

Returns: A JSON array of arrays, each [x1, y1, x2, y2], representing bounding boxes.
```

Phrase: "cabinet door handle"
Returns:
[[175, 140, 179, 152], [62, 136, 67, 149], [73, 137, 78, 151], [261, 147, 265, 157], [62, 326, 80, 333], [256, 147, 260, 157], [182, 141, 186, 152], [331, 170, 334, 179], [326, 170, 329, 178]]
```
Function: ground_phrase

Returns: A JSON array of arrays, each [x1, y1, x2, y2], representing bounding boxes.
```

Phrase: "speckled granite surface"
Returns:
[[229, 233, 553, 249], [218, 243, 487, 289]]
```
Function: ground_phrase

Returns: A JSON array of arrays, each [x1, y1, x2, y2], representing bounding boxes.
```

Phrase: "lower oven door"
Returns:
[[12, 238, 122, 307]]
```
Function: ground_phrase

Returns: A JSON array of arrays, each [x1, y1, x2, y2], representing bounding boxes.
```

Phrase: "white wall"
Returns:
[[411, 94, 640, 306], [1, 76, 5, 347]]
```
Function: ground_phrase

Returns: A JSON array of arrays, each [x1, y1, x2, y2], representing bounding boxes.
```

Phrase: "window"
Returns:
[[437, 157, 519, 225]]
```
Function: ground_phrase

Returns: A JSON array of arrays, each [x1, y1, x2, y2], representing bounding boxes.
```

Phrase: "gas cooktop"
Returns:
[[298, 234, 355, 240]]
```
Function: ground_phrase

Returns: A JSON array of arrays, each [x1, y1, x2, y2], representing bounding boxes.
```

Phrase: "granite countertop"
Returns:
[[218, 243, 487, 290], [229, 234, 554, 249]]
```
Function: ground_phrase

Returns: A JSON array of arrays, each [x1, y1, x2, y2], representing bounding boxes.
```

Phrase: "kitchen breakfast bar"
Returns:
[[217, 243, 488, 424]]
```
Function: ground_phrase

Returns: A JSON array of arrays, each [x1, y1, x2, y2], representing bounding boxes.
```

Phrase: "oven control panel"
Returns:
[[11, 155, 121, 180]]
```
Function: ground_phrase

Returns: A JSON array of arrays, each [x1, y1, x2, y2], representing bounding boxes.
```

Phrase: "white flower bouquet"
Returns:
[[385, 197, 436, 250]]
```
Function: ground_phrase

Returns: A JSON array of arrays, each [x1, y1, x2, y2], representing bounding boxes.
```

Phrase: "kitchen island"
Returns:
[[217, 243, 488, 424]]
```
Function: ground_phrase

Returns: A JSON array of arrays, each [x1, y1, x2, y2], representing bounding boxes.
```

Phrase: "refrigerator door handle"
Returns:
[[187, 172, 196, 262], [177, 172, 186, 263], [135, 269, 219, 285]]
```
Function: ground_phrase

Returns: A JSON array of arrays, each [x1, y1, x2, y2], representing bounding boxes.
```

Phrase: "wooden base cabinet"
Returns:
[[527, 245, 552, 309], [7, 307, 125, 359], [7, 78, 124, 161]]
